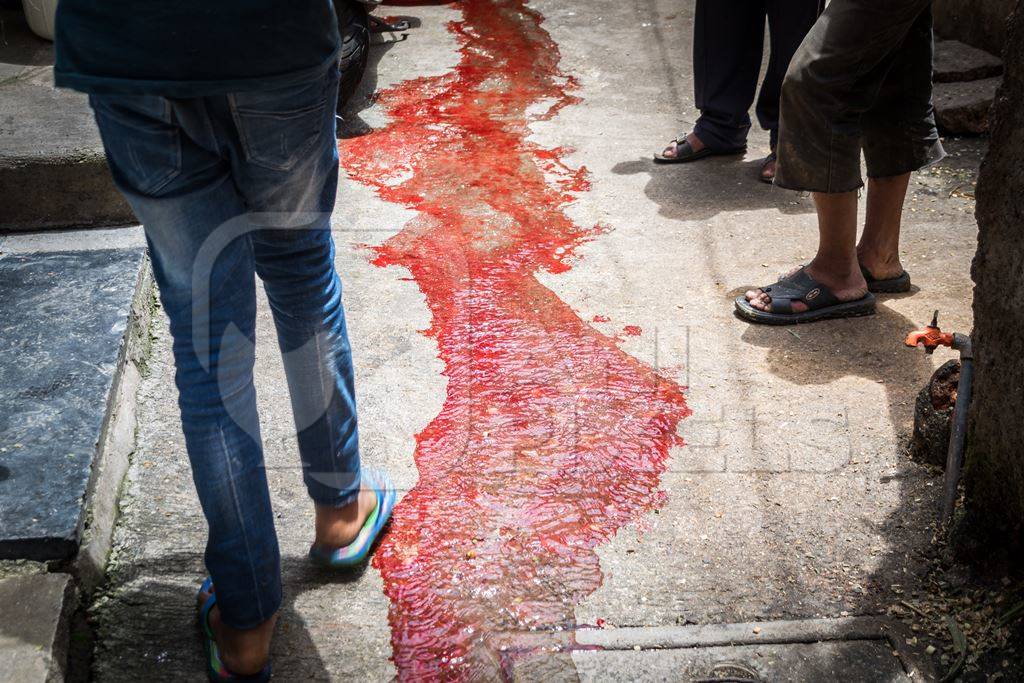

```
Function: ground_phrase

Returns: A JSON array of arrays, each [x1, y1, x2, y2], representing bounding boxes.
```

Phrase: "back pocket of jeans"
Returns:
[[229, 78, 329, 172], [90, 95, 182, 196]]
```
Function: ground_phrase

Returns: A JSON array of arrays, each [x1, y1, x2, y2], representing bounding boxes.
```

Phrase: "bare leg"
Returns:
[[746, 189, 867, 312], [857, 173, 910, 280]]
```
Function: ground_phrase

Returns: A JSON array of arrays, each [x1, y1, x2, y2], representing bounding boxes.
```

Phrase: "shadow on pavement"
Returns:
[[613, 156, 816, 222], [91, 553, 351, 681], [738, 297, 933, 434], [0, 8, 53, 70], [739, 300, 942, 678]]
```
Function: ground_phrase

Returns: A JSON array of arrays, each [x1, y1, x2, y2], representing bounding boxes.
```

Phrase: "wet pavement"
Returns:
[[90, 0, 981, 680]]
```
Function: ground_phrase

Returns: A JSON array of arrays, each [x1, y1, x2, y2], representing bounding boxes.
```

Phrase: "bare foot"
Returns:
[[313, 486, 378, 550], [744, 261, 868, 313], [660, 131, 705, 160], [760, 154, 777, 183], [857, 246, 905, 281], [197, 584, 276, 676]]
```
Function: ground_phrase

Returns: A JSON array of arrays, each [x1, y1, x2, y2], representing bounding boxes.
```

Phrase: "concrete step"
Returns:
[[0, 228, 151, 580], [0, 572, 75, 683], [934, 39, 1003, 83], [0, 8, 134, 232], [934, 77, 1001, 135]]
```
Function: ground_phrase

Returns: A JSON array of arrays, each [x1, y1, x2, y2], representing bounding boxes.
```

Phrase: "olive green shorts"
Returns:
[[774, 0, 945, 193]]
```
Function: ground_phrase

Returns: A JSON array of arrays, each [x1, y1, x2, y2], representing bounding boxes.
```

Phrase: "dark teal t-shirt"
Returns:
[[54, 1, 340, 96]]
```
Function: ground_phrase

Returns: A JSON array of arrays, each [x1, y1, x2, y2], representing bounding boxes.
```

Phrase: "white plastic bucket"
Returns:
[[22, 0, 58, 41]]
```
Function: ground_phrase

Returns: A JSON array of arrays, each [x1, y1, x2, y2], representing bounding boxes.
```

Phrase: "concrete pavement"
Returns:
[[89, 1, 981, 680]]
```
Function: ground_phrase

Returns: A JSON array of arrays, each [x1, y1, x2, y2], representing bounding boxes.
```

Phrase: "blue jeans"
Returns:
[[90, 66, 359, 629]]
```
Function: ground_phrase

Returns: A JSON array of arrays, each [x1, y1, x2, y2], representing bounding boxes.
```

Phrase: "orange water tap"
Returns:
[[903, 309, 973, 528], [905, 310, 954, 354]]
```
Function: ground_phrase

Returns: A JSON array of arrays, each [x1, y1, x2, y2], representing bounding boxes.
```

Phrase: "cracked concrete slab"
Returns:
[[0, 244, 150, 561]]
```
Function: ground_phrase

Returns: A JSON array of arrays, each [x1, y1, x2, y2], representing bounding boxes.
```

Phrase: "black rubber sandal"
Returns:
[[734, 267, 876, 325], [654, 136, 746, 164], [860, 264, 911, 293]]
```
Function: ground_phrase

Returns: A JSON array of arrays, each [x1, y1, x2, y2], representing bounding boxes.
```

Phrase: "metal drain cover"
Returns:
[[573, 640, 909, 682], [502, 617, 933, 682]]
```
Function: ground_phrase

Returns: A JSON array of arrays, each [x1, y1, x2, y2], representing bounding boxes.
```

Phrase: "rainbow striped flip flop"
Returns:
[[197, 578, 272, 682], [308, 469, 396, 568]]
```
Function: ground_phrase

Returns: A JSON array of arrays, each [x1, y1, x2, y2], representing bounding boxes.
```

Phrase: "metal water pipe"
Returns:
[[905, 311, 974, 527]]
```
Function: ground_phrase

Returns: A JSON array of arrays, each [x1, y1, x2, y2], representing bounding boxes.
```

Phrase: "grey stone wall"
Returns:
[[934, 0, 1016, 54], [964, 0, 1024, 552]]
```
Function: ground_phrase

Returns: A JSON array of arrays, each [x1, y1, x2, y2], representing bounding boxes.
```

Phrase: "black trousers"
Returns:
[[692, 0, 823, 152], [775, 0, 945, 193]]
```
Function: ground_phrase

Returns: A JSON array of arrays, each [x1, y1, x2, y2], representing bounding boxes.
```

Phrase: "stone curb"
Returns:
[[74, 254, 154, 593]]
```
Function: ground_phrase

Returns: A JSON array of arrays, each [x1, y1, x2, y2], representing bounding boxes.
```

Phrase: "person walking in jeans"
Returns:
[[55, 2, 395, 679], [736, 0, 943, 324], [654, 0, 824, 182]]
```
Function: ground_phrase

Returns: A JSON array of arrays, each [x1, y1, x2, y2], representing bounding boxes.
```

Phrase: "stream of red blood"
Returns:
[[340, 1, 690, 679]]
